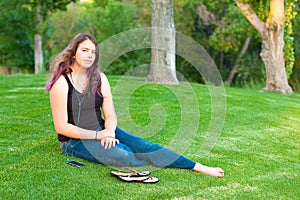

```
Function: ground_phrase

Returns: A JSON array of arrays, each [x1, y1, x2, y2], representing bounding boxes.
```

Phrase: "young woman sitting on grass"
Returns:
[[45, 33, 224, 183]]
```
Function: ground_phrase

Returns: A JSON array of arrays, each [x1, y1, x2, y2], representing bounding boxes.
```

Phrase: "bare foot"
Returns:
[[192, 163, 224, 178]]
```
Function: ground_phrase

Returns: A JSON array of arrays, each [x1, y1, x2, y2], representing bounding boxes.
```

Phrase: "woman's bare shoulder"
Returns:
[[50, 75, 68, 93], [100, 72, 110, 86], [100, 71, 107, 79], [99, 72, 112, 96]]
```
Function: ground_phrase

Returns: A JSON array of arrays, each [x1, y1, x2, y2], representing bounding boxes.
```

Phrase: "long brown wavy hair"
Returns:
[[46, 33, 101, 96]]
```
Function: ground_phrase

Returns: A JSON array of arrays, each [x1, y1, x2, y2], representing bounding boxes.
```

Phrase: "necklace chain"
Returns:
[[70, 73, 86, 93], [70, 72, 87, 126]]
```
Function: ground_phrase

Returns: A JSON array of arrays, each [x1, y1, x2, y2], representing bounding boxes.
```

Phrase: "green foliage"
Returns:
[[0, 29, 34, 72], [292, 4, 300, 57], [289, 7, 300, 92], [232, 52, 265, 89], [208, 4, 256, 53], [191, 0, 265, 88], [80, 1, 140, 42], [0, 0, 35, 71], [197, 0, 233, 14], [0, 0, 77, 72], [243, 0, 269, 21], [31, 0, 77, 23], [173, 0, 197, 36], [284, 0, 299, 78]]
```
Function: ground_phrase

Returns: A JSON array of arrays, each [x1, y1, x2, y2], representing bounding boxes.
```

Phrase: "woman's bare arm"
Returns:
[[100, 72, 117, 136]]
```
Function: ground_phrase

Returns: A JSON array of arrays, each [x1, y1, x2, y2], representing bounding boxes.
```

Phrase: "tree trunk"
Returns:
[[34, 3, 43, 74], [260, 28, 292, 94], [236, 0, 293, 94], [147, 0, 178, 84], [226, 36, 251, 85], [34, 33, 43, 74]]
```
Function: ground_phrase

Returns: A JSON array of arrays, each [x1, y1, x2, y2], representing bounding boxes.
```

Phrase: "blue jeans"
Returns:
[[60, 127, 196, 170]]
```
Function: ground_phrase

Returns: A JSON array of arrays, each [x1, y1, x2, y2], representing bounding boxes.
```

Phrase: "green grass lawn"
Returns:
[[0, 74, 299, 200]]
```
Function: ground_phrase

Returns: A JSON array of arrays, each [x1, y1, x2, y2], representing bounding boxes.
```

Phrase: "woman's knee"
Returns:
[[107, 144, 134, 166]]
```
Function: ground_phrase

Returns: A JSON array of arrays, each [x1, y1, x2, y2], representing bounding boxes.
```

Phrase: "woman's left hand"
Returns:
[[100, 136, 119, 149], [99, 129, 119, 149]]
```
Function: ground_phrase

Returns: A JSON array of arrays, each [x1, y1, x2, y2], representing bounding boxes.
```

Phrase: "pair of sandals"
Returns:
[[111, 169, 159, 184]]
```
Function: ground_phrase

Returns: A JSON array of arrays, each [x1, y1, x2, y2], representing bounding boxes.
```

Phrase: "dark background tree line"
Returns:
[[0, 0, 299, 92]]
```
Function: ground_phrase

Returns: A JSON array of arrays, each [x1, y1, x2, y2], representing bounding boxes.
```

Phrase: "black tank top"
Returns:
[[58, 74, 104, 142]]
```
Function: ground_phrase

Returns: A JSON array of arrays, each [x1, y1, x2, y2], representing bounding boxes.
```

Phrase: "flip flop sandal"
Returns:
[[110, 170, 151, 177], [117, 175, 159, 184]]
